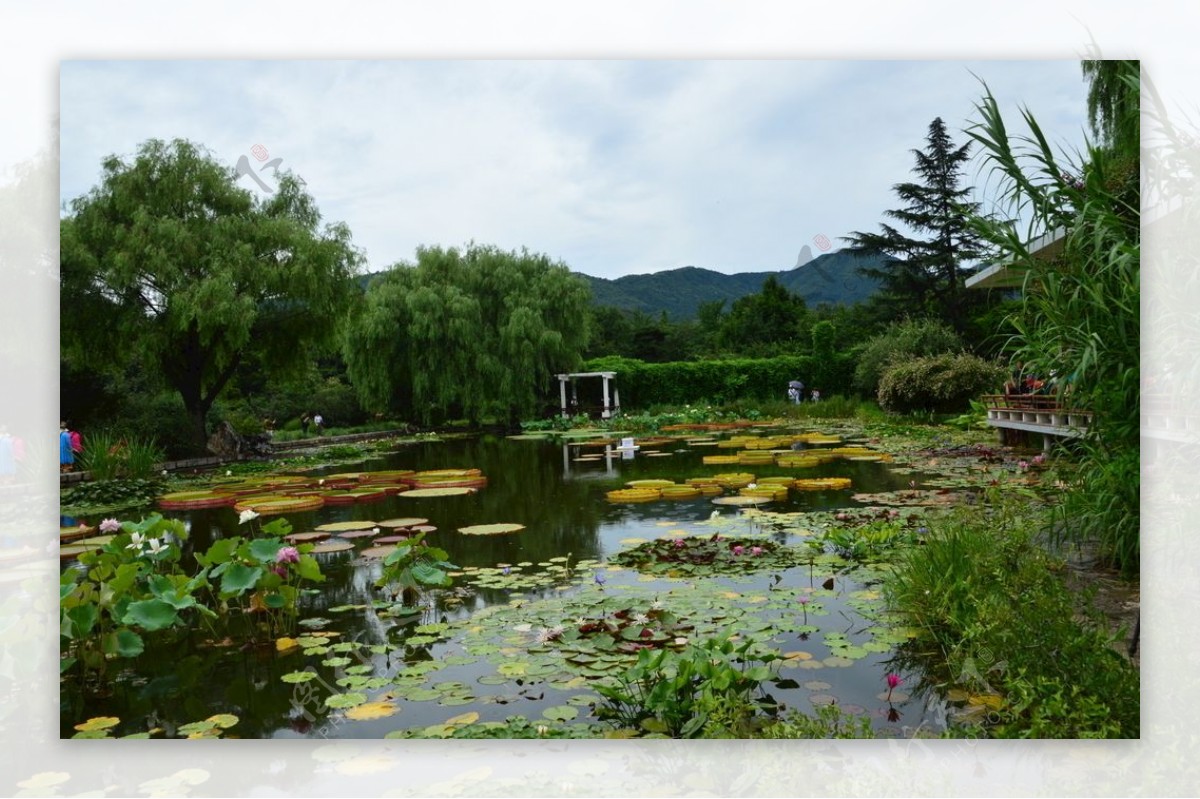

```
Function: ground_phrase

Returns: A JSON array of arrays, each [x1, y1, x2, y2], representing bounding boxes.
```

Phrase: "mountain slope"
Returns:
[[582, 250, 886, 319]]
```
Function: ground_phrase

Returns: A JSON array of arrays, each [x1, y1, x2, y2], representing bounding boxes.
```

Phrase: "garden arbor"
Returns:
[[557, 371, 619, 419]]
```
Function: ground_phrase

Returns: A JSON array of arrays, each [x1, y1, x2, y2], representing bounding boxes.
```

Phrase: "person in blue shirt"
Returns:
[[60, 422, 74, 472]]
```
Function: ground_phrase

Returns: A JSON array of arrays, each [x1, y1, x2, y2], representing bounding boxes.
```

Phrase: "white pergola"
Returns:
[[556, 371, 619, 419]]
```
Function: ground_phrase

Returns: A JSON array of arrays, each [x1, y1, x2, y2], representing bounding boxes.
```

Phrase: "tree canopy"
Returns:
[[344, 243, 592, 424], [60, 138, 364, 451], [843, 117, 988, 334]]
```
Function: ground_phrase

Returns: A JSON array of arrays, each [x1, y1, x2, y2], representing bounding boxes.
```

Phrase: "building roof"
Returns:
[[965, 228, 1067, 290]]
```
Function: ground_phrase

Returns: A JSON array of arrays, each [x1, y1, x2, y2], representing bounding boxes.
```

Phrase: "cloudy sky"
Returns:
[[60, 60, 1090, 280]]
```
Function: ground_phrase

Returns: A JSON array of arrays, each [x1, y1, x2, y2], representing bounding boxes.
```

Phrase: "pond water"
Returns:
[[61, 430, 946, 738]]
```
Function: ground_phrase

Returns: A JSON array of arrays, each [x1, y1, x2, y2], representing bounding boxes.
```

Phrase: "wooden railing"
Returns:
[[979, 394, 1093, 436]]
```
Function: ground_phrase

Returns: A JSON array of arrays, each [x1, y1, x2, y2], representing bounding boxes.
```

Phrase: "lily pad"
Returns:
[[74, 716, 120, 732], [458, 523, 525, 536], [311, 540, 355, 554], [378, 517, 428, 529], [324, 692, 368, 709], [316, 520, 378, 532], [345, 701, 399, 720], [359, 545, 398, 559], [400, 487, 474, 498], [284, 531, 331, 543], [542, 705, 579, 722]]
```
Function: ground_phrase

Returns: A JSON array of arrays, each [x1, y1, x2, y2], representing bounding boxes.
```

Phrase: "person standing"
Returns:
[[313, 413, 324, 436], [70, 426, 83, 457], [300, 412, 311, 436], [59, 422, 74, 472]]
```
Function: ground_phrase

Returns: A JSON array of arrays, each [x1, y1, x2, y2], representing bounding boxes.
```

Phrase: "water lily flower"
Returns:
[[238, 509, 260, 525], [1018, 460, 1030, 471], [593, 571, 606, 587], [651, 599, 664, 610], [710, 510, 720, 520], [798, 596, 810, 606], [751, 546, 763, 556], [145, 538, 168, 556], [537, 725, 549, 736], [125, 532, 146, 551], [99, 518, 121, 533], [732, 545, 745, 556], [318, 479, 325, 486], [673, 538, 685, 549], [632, 612, 650, 626], [276, 546, 300, 564], [885, 672, 902, 701], [501, 566, 511, 576]]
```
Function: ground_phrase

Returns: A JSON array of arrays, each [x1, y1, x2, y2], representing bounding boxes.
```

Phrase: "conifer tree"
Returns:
[[843, 117, 986, 333]]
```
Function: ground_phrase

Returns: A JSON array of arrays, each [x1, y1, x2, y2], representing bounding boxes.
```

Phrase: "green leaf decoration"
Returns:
[[220, 563, 263, 596], [121, 599, 179, 631], [458, 523, 525, 536]]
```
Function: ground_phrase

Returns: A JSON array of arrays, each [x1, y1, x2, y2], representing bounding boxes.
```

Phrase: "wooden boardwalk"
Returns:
[[979, 394, 1093, 451]]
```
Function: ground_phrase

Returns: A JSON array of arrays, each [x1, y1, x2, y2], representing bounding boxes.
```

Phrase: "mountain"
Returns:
[[581, 249, 886, 320]]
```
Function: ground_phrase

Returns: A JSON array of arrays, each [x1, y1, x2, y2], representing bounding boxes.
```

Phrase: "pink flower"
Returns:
[[99, 518, 121, 533], [886, 673, 902, 689], [1033, 454, 1046, 465], [1018, 460, 1030, 471], [673, 539, 685, 548], [276, 546, 300, 564], [732, 545, 745, 556], [750, 546, 763, 556], [272, 565, 288, 578], [798, 596, 810, 606]]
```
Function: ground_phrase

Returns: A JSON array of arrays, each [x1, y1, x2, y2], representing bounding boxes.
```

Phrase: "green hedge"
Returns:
[[580, 354, 855, 408]]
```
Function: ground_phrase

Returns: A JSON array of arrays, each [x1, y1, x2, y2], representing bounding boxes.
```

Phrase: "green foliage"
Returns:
[[581, 353, 854, 408], [61, 138, 364, 451], [965, 70, 1139, 574], [877, 353, 1006, 415], [885, 494, 1139, 738], [593, 635, 780, 738], [61, 477, 166, 514], [716, 275, 808, 353], [844, 117, 989, 333], [375, 531, 458, 602], [760, 703, 877, 739], [77, 430, 165, 481], [852, 317, 964, 397], [346, 243, 591, 424]]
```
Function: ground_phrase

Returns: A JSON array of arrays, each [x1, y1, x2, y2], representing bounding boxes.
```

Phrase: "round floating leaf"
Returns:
[[377, 518, 429, 529], [284, 531, 331, 543], [359, 545, 398, 560], [345, 702, 399, 721], [803, 681, 832, 691], [74, 716, 120, 732], [542, 706, 579, 722], [324, 692, 368, 709], [311, 540, 355, 554], [809, 694, 838, 705], [207, 714, 239, 729], [316, 521, 378, 532], [823, 656, 855, 668], [400, 487, 474, 498], [444, 711, 480, 726], [233, 495, 324, 515], [458, 523, 525, 536], [281, 671, 318, 683], [711, 496, 771, 506]]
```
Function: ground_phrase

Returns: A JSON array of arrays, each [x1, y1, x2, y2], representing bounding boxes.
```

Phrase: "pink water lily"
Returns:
[[732, 545, 745, 556], [885, 672, 902, 701], [673, 538, 685, 548], [798, 596, 810, 606], [1018, 460, 1030, 471], [750, 546, 763, 556], [99, 518, 121, 533]]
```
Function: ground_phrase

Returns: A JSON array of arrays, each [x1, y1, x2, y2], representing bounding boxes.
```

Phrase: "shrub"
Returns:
[[852, 318, 964, 397], [78, 430, 166, 481], [876, 353, 1005, 415]]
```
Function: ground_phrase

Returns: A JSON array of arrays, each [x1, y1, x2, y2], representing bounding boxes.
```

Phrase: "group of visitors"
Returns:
[[59, 421, 83, 472], [787, 380, 820, 404], [0, 425, 23, 482]]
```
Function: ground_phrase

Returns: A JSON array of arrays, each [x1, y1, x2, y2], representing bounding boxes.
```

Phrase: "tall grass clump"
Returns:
[[79, 430, 165, 481], [965, 65, 1140, 575], [886, 491, 1139, 738]]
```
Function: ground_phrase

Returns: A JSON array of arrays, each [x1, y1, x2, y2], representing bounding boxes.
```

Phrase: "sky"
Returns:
[[58, 60, 1092, 280]]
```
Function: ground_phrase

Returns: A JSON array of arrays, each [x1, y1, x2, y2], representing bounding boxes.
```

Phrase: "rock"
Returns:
[[207, 421, 273, 459]]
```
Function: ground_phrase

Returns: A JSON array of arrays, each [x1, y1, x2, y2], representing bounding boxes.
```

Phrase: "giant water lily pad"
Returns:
[[359, 545, 398, 559], [378, 517, 428, 529], [284, 531, 331, 543], [316, 521, 378, 532], [311, 540, 355, 554], [458, 523, 525, 536], [158, 490, 237, 510], [400, 487, 474, 498], [233, 495, 324, 515]]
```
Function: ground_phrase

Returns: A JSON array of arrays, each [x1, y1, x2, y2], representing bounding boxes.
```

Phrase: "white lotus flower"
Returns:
[[145, 538, 168, 556], [238, 509, 260, 525], [125, 532, 146, 551]]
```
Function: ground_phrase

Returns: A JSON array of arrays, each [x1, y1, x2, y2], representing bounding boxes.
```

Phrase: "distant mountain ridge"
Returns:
[[581, 249, 885, 320]]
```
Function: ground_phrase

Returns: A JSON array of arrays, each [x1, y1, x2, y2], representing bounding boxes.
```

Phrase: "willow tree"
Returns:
[[345, 243, 591, 424], [61, 138, 363, 451]]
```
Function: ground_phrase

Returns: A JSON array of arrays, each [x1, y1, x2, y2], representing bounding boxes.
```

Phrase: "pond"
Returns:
[[61, 427, 948, 739]]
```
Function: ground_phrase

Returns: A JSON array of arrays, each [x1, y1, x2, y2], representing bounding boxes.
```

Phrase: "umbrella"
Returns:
[[788, 380, 804, 389]]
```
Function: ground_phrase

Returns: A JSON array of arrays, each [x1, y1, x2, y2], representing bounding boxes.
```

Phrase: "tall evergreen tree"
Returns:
[[843, 117, 986, 333]]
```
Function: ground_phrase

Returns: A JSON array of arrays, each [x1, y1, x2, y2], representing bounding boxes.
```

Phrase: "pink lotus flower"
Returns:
[[276, 546, 300, 564], [99, 518, 121, 533], [273, 565, 288, 578], [673, 539, 685, 548], [732, 545, 745, 556]]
